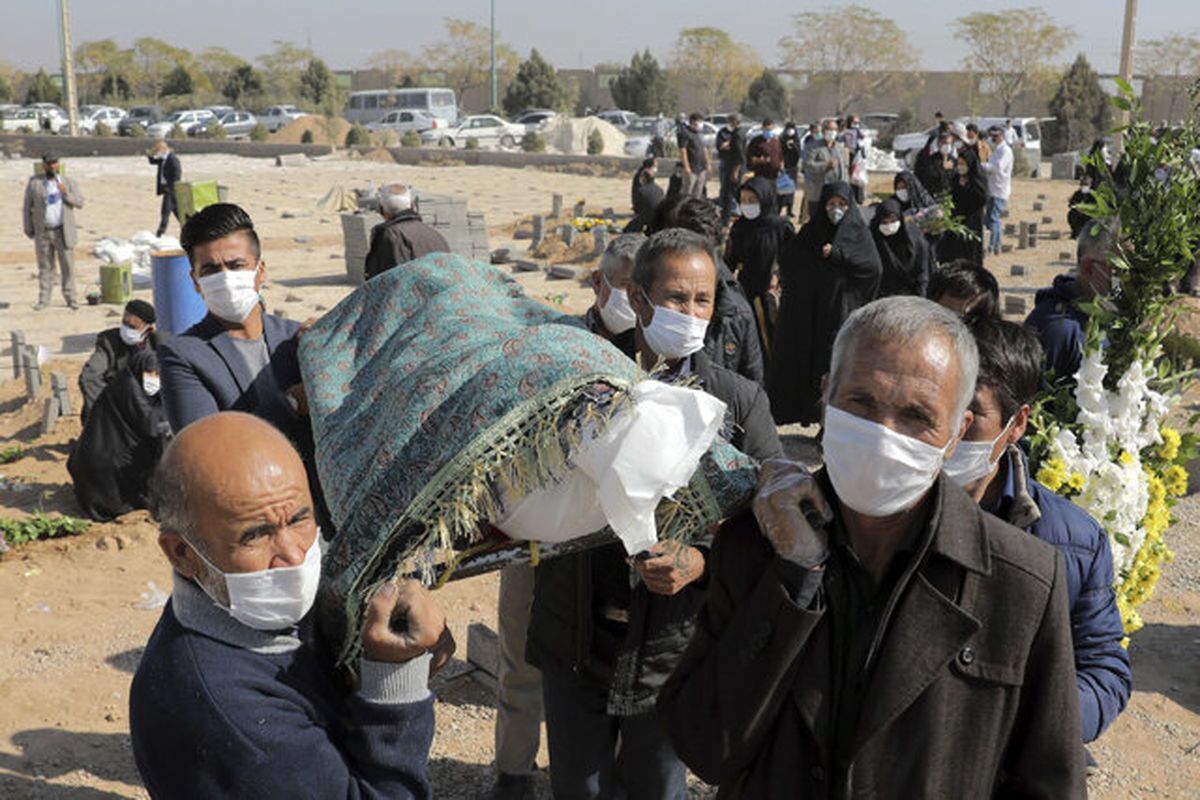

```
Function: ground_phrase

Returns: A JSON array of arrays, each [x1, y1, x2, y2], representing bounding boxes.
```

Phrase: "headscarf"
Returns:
[[794, 182, 878, 268], [727, 177, 794, 299], [893, 170, 935, 213], [954, 148, 988, 197], [871, 199, 930, 297]]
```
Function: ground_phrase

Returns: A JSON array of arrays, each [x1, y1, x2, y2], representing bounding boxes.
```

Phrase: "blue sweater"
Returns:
[[1024, 275, 1088, 383], [130, 575, 435, 799], [988, 447, 1132, 742]]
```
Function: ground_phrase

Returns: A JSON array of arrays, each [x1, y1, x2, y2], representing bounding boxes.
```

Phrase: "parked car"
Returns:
[[24, 104, 69, 133], [892, 116, 1046, 176], [206, 105, 234, 119], [594, 109, 637, 131], [511, 109, 559, 133], [1, 108, 43, 133], [365, 109, 439, 134], [422, 114, 525, 148], [259, 105, 306, 132], [145, 109, 216, 138], [193, 110, 258, 139], [118, 105, 162, 136], [62, 106, 126, 135], [623, 120, 719, 158]]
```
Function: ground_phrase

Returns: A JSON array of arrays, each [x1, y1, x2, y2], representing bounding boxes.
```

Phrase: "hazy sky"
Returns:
[[3, 0, 1192, 74]]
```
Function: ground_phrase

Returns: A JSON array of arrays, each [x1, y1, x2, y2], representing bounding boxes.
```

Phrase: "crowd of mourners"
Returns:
[[28, 101, 1147, 800]]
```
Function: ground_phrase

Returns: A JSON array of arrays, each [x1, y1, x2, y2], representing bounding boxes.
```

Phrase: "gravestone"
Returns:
[[573, 200, 586, 219], [1032, 201, 1044, 212], [10, 330, 25, 379], [563, 226, 577, 247], [548, 265, 580, 280], [1011, 264, 1027, 277], [40, 397, 58, 436], [531, 215, 544, 247], [593, 226, 608, 257], [1004, 295, 1028, 316], [21, 346, 40, 398], [50, 372, 71, 416], [1018, 222, 1030, 250], [551, 193, 563, 218], [1041, 216, 1053, 225], [1059, 251, 1074, 262]]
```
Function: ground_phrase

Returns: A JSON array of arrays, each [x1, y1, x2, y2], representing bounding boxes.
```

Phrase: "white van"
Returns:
[[344, 88, 458, 126]]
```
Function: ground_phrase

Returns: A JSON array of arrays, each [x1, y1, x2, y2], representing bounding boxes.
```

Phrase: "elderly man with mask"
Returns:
[[130, 412, 452, 799], [364, 183, 450, 281], [78, 298, 158, 423], [802, 120, 849, 222], [660, 296, 1085, 798], [487, 234, 645, 800], [525, 229, 781, 800]]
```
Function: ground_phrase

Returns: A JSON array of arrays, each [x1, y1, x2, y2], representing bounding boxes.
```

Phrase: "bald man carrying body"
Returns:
[[130, 412, 453, 799]]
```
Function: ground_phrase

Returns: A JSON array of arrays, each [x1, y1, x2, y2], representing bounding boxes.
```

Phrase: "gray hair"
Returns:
[[601, 233, 645, 277], [632, 228, 713, 293], [829, 296, 980, 424], [379, 183, 413, 216], [148, 438, 200, 552], [1077, 216, 1119, 264]]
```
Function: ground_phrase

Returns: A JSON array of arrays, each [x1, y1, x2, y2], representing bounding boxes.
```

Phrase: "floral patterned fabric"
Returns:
[[298, 254, 757, 670]]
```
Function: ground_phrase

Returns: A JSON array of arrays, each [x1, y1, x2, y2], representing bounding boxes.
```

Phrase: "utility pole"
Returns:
[[489, 0, 497, 112], [58, 0, 79, 136], [1114, 0, 1138, 155]]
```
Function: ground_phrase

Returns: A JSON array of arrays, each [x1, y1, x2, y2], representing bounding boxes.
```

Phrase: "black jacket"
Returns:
[[525, 348, 781, 715], [364, 211, 451, 281], [152, 152, 181, 196], [78, 328, 158, 424], [627, 169, 665, 233], [705, 260, 765, 385], [716, 126, 746, 171]]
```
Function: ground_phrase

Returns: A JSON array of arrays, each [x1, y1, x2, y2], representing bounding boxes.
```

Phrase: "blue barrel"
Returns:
[[151, 250, 207, 336]]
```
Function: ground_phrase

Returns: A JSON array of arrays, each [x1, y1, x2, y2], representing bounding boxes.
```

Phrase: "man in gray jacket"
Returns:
[[23, 154, 84, 310], [802, 120, 849, 222]]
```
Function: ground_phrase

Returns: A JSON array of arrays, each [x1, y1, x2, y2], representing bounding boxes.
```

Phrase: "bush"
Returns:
[[586, 128, 604, 155], [249, 123, 269, 142], [0, 512, 89, 552], [0, 445, 26, 465], [168, 123, 185, 139], [300, 129, 314, 144], [93, 121, 112, 137], [522, 131, 546, 153], [128, 122, 146, 138], [400, 130, 421, 148], [464, 136, 479, 150], [206, 122, 227, 140], [344, 123, 370, 147]]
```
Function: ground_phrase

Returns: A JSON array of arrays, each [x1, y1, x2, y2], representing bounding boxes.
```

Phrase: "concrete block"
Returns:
[[563, 226, 577, 247], [50, 372, 71, 416], [531, 214, 544, 244], [1041, 216, 1053, 225], [602, 207, 615, 218], [1004, 223, 1017, 236], [1018, 222, 1030, 250], [511, 260, 541, 273], [1004, 295, 1028, 316], [548, 265, 581, 280], [551, 193, 563, 218], [1032, 201, 1044, 212], [1001, 244, 1014, 253], [1010, 264, 1026, 277], [466, 622, 499, 678], [10, 330, 25, 379], [1059, 251, 1074, 262], [1048, 230, 1062, 240], [1037, 193, 1047, 200], [490, 248, 511, 264], [22, 346, 40, 397], [275, 153, 308, 167], [592, 226, 608, 256], [39, 396, 58, 436], [1051, 153, 1076, 180]]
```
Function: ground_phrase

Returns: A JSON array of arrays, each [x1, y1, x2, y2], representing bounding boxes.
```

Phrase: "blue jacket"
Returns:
[[988, 447, 1132, 742], [159, 309, 302, 434], [131, 576, 434, 799], [1024, 275, 1088, 382]]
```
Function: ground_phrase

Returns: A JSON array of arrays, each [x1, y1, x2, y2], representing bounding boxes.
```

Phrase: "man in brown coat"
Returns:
[[23, 154, 84, 310], [363, 184, 450, 281], [659, 296, 1086, 799]]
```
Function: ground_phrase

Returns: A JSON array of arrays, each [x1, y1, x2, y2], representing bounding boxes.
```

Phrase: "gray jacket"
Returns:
[[802, 143, 849, 201], [23, 174, 84, 247]]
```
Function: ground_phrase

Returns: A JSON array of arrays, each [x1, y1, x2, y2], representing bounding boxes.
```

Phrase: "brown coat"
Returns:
[[658, 476, 1086, 799], [364, 211, 450, 281]]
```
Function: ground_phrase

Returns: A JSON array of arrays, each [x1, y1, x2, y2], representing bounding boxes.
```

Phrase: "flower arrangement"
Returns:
[[1029, 79, 1200, 643], [570, 216, 616, 232]]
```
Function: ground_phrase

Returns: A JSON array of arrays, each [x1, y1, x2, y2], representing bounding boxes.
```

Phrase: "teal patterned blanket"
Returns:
[[298, 253, 756, 671]]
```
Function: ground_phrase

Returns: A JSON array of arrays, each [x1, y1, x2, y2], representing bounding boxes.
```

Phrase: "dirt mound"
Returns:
[[540, 117, 627, 156], [270, 116, 353, 146]]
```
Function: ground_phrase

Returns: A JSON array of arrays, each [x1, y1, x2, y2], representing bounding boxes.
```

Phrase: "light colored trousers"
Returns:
[[494, 563, 544, 776], [35, 228, 76, 305], [684, 170, 708, 197]]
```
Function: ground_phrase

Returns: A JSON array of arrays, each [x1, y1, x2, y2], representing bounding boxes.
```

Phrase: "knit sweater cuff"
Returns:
[[357, 654, 432, 705]]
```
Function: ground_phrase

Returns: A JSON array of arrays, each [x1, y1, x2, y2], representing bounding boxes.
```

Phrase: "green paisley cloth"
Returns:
[[298, 253, 757, 672]]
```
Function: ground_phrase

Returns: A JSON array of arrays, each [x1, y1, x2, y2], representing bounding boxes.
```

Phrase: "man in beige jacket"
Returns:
[[23, 154, 84, 310]]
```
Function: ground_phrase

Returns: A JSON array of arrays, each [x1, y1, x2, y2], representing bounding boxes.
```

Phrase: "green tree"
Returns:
[[503, 49, 570, 115], [367, 49, 419, 88], [669, 27, 761, 112], [1138, 34, 1200, 122], [778, 5, 914, 115], [423, 18, 519, 105], [258, 40, 313, 101], [161, 64, 194, 97], [223, 64, 262, 106], [197, 47, 247, 98], [100, 73, 132, 100], [0, 75, 11, 103], [953, 7, 1075, 117], [610, 50, 676, 116], [25, 69, 62, 105], [740, 70, 789, 121], [75, 39, 135, 105], [133, 37, 190, 102], [299, 58, 334, 106], [1045, 54, 1109, 155]]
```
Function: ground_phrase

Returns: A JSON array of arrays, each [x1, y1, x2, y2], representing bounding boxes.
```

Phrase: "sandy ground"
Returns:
[[0, 153, 1197, 799]]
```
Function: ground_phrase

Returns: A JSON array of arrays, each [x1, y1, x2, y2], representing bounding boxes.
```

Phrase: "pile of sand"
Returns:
[[270, 116, 353, 146], [540, 117, 627, 157], [529, 228, 604, 265]]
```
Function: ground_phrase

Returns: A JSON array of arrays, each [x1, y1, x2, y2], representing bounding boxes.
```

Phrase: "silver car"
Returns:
[[365, 109, 439, 134], [194, 111, 258, 139]]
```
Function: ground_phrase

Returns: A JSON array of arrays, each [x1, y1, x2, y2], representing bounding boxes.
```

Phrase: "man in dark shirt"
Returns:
[[715, 112, 746, 221], [679, 113, 710, 197], [78, 298, 157, 423], [148, 140, 182, 237], [364, 184, 450, 281]]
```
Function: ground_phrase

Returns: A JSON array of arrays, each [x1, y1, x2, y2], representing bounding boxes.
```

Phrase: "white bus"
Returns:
[[344, 88, 459, 126]]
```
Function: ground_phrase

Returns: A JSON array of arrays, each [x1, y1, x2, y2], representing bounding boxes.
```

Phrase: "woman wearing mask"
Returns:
[[68, 350, 172, 521], [871, 198, 934, 298], [626, 157, 664, 233], [769, 181, 881, 425], [726, 177, 794, 354], [892, 170, 936, 216], [939, 149, 989, 266], [915, 131, 957, 196]]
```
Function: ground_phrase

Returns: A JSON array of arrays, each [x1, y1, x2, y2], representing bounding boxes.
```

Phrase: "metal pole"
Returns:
[[1114, 0, 1138, 155], [59, 0, 79, 136], [489, 0, 497, 112]]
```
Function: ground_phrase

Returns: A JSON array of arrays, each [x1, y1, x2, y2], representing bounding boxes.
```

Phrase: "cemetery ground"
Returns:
[[0, 153, 1197, 798]]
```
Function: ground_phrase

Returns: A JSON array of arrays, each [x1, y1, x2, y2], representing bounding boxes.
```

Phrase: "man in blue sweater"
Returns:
[[130, 412, 453, 799], [944, 317, 1131, 745]]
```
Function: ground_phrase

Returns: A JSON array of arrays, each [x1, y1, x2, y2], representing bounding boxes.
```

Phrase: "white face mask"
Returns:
[[895, 188, 909, 203], [944, 417, 1014, 488], [940, 144, 953, 156], [142, 374, 161, 396], [598, 274, 637, 334], [823, 130, 837, 143], [198, 266, 261, 323], [740, 202, 761, 220], [879, 220, 901, 237], [119, 323, 146, 346], [639, 295, 709, 361], [827, 206, 846, 225], [191, 533, 322, 631], [822, 405, 955, 517]]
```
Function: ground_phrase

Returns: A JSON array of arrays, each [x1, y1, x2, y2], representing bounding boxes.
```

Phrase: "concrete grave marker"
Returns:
[[551, 193, 563, 218], [10, 331, 26, 379], [1011, 264, 1027, 277]]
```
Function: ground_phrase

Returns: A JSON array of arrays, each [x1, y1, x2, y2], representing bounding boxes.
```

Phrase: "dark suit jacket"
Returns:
[[158, 311, 302, 436], [659, 476, 1086, 799], [154, 152, 182, 196]]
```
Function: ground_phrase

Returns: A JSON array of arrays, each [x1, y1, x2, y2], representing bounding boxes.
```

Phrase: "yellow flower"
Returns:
[[1159, 427, 1181, 462], [1119, 450, 1134, 465], [1164, 465, 1188, 497], [1148, 475, 1167, 505], [1036, 457, 1068, 493], [1067, 472, 1086, 491]]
